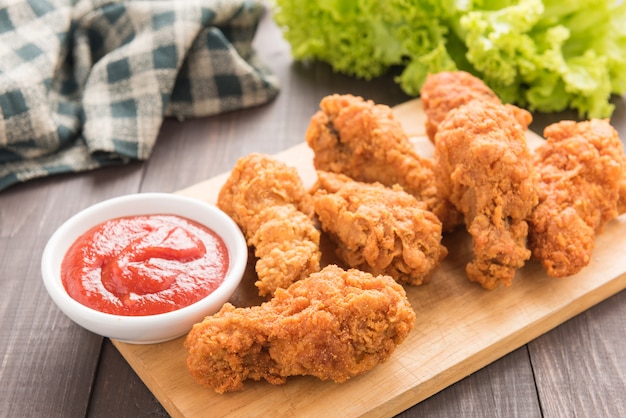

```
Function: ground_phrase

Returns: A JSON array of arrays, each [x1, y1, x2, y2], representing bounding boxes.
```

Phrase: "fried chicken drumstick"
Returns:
[[185, 264, 416, 393], [421, 71, 532, 142], [217, 153, 321, 297], [305, 94, 438, 211], [311, 171, 447, 286], [434, 100, 539, 289], [529, 119, 625, 277]]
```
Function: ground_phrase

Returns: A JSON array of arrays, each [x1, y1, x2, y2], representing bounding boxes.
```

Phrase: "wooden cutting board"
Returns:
[[112, 99, 626, 417]]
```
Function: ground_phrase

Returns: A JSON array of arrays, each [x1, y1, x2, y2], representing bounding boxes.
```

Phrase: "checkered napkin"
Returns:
[[0, 0, 279, 191]]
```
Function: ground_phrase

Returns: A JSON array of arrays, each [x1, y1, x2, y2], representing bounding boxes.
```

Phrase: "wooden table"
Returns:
[[1, 6, 625, 418]]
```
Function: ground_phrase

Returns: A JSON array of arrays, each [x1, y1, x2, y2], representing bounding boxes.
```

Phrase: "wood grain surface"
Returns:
[[112, 99, 626, 417]]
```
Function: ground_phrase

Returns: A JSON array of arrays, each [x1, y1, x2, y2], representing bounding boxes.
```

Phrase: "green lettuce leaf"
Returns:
[[272, 0, 626, 117]]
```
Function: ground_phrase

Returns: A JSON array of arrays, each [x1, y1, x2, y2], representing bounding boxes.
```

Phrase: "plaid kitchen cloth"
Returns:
[[0, 0, 279, 191]]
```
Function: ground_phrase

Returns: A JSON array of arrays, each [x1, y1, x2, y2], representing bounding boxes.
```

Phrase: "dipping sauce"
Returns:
[[61, 214, 229, 316]]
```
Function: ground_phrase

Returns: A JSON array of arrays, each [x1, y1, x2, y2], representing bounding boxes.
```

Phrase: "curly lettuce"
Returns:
[[272, 0, 454, 89], [272, 0, 626, 118]]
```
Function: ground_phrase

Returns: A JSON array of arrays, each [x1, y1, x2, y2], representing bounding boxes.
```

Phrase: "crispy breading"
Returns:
[[529, 119, 624, 277], [185, 265, 416, 393], [434, 100, 539, 289], [421, 71, 532, 230], [305, 94, 438, 211], [217, 153, 320, 297], [421, 71, 532, 142], [311, 171, 447, 286]]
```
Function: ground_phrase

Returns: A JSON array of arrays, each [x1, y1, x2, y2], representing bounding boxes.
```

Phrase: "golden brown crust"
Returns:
[[529, 119, 624, 277], [421, 71, 532, 143], [311, 171, 447, 286], [305, 94, 438, 211], [434, 100, 539, 289], [185, 265, 416, 393], [217, 153, 321, 296]]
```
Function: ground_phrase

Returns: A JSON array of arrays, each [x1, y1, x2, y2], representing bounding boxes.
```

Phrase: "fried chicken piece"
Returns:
[[434, 100, 539, 289], [185, 264, 416, 393], [421, 71, 532, 142], [217, 153, 321, 297], [311, 171, 447, 286], [305, 94, 438, 211], [421, 71, 531, 230], [528, 119, 624, 277]]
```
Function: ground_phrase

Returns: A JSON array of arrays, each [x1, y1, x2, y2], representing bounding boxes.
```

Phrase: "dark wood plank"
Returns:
[[0, 165, 145, 416], [397, 347, 542, 418], [530, 290, 626, 417], [87, 339, 168, 418]]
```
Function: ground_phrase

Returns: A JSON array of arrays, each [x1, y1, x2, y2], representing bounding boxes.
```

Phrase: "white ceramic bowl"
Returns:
[[41, 193, 247, 344]]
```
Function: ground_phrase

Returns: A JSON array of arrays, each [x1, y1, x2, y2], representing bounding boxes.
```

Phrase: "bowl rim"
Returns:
[[40, 192, 247, 342]]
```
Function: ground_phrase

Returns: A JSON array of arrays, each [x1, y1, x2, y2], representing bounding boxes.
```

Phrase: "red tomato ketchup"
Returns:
[[61, 214, 229, 316]]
